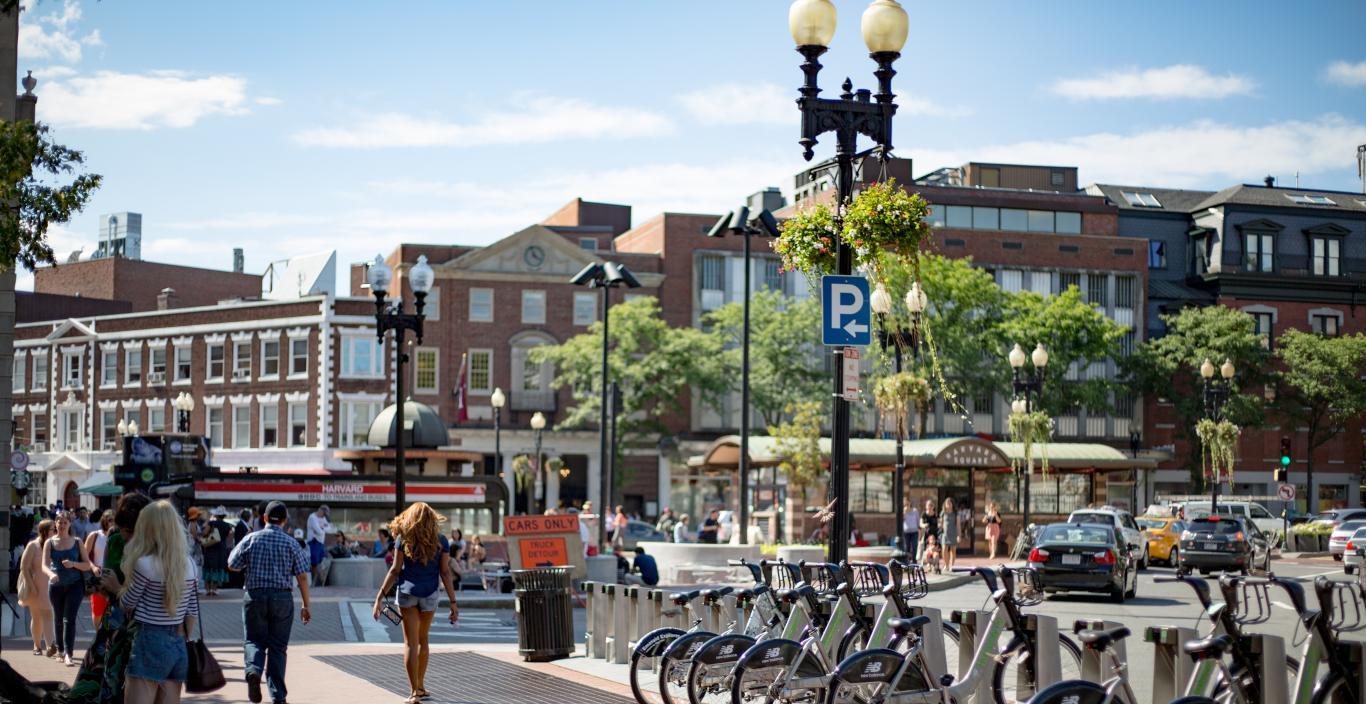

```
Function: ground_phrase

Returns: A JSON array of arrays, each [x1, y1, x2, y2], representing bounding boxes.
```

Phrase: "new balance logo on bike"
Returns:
[[764, 647, 781, 660], [719, 644, 735, 656], [1061, 696, 1081, 704], [862, 661, 884, 676]]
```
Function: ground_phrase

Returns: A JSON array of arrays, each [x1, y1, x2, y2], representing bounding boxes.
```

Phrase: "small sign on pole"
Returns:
[[1277, 483, 1296, 501], [841, 348, 861, 401], [9, 450, 29, 471], [821, 275, 872, 347]]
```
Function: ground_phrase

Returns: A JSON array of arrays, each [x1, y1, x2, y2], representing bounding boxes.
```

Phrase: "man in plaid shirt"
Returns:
[[229, 500, 312, 704]]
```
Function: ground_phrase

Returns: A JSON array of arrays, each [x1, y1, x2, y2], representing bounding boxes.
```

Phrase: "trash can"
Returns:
[[513, 567, 574, 661]]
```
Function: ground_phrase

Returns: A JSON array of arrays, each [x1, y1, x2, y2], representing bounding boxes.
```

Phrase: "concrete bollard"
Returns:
[[1144, 625, 1198, 703], [604, 583, 630, 664], [1076, 619, 1127, 683], [951, 610, 993, 704], [906, 605, 949, 683], [592, 582, 610, 659], [582, 581, 599, 658], [631, 586, 653, 643], [1020, 613, 1062, 697], [1248, 634, 1288, 704]]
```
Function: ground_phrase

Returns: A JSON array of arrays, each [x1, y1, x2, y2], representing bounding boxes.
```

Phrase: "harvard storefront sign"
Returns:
[[193, 481, 486, 504]]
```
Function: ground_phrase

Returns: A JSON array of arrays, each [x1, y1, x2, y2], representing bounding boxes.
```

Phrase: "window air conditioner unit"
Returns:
[[233, 369, 251, 380], [147, 372, 165, 384], [31, 442, 46, 453]]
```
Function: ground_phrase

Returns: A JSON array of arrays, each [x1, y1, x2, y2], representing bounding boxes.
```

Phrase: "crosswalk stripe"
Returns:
[[340, 601, 357, 642], [351, 601, 389, 642]]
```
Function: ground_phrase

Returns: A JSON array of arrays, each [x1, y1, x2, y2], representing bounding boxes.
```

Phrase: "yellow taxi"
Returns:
[[1137, 515, 1185, 565]]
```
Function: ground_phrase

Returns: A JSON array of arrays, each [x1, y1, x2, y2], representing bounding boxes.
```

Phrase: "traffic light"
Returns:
[[1274, 436, 1292, 483]]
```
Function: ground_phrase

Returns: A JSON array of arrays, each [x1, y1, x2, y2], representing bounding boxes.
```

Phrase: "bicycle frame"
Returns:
[[872, 588, 1018, 704]]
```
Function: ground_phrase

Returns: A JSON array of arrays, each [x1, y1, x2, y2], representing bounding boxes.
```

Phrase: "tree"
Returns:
[[1127, 305, 1272, 486], [703, 289, 825, 427], [767, 400, 827, 515], [530, 296, 728, 482], [0, 122, 102, 268], [1275, 330, 1366, 512]]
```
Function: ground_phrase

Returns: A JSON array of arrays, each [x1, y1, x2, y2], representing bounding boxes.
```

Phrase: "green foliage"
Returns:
[[1275, 330, 1366, 458], [997, 286, 1127, 417], [872, 371, 930, 439], [773, 202, 839, 277], [772, 178, 931, 279], [1008, 410, 1053, 475], [1291, 521, 1333, 536], [1194, 419, 1240, 485], [703, 290, 825, 427], [511, 455, 534, 492], [0, 122, 102, 270], [767, 401, 826, 506]]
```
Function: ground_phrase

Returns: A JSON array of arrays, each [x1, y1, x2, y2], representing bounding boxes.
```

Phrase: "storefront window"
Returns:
[[1028, 474, 1090, 516], [851, 470, 892, 513], [984, 473, 1020, 513]]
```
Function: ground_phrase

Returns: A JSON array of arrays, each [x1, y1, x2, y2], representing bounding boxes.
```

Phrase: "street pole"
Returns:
[[598, 284, 610, 550], [1023, 385, 1033, 528], [534, 425, 543, 515], [493, 404, 502, 513], [892, 342, 904, 553], [0, 3, 23, 595], [739, 228, 751, 545], [394, 336, 407, 518], [829, 140, 854, 565]]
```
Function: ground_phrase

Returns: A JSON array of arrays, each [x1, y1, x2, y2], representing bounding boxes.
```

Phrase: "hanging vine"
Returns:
[[511, 454, 535, 493], [1008, 410, 1053, 476], [1195, 418, 1240, 486], [872, 371, 931, 439]]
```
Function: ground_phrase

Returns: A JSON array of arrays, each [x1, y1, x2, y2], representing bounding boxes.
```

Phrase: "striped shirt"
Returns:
[[120, 554, 200, 626], [228, 523, 310, 590]]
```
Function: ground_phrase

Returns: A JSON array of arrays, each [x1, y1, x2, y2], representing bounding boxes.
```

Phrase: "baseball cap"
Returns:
[[265, 501, 289, 523]]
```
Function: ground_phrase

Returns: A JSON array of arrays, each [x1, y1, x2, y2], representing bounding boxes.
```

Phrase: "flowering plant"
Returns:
[[843, 179, 933, 279], [872, 371, 931, 439], [1195, 418, 1240, 486], [1008, 410, 1053, 476], [773, 202, 839, 277]]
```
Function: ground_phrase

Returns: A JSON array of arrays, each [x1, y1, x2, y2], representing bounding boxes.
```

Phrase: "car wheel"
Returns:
[[1110, 582, 1125, 603], [1169, 547, 1179, 567], [1347, 565, 1356, 575], [1125, 570, 1137, 600]]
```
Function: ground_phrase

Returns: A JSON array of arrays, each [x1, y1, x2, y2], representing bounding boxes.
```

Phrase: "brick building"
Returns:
[[33, 256, 260, 311]]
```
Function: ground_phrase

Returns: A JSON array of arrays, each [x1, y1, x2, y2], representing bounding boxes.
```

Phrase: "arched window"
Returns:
[[509, 331, 557, 411]]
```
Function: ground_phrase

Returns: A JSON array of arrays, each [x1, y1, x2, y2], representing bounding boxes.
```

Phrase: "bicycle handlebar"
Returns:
[[1154, 574, 1213, 607], [1244, 575, 1307, 614], [952, 566, 1002, 594]]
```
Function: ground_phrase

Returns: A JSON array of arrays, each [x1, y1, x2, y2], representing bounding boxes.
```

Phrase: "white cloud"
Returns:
[[911, 115, 1366, 188], [1325, 60, 1366, 87], [40, 70, 250, 129], [1051, 64, 1255, 100], [254, 96, 284, 106], [19, 0, 102, 64], [678, 81, 969, 126], [293, 95, 674, 148]]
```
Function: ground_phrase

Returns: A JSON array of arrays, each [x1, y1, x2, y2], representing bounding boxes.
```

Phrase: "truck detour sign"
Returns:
[[503, 514, 585, 578]]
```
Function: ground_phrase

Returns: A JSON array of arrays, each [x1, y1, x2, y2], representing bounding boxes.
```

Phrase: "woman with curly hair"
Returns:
[[372, 503, 458, 703]]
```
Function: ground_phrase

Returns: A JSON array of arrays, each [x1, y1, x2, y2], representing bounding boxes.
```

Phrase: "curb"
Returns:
[[927, 573, 976, 591], [1280, 551, 1332, 559]]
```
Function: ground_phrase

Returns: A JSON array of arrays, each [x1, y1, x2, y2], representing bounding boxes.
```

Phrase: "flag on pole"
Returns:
[[454, 352, 469, 424]]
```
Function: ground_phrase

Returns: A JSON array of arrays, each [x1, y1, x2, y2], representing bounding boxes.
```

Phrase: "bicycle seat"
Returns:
[[1183, 634, 1234, 660], [1077, 627, 1131, 651], [777, 585, 812, 603], [670, 590, 701, 605], [888, 616, 932, 635], [701, 586, 735, 602]]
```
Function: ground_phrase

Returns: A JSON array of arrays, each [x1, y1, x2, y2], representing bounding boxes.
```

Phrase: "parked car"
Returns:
[[1311, 509, 1366, 528], [1067, 507, 1150, 569], [619, 520, 666, 549], [1177, 516, 1272, 576], [1180, 500, 1283, 536], [1343, 527, 1366, 575], [1328, 520, 1366, 560], [1137, 516, 1185, 566], [1027, 522, 1138, 602]]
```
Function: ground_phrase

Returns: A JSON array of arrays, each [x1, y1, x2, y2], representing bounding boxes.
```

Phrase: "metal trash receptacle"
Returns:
[[513, 567, 574, 661]]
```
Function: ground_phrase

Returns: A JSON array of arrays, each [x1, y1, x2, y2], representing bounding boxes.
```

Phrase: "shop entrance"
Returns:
[[904, 468, 973, 554]]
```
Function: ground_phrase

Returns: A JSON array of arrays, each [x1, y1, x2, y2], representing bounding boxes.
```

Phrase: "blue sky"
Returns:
[[17, 0, 1366, 290]]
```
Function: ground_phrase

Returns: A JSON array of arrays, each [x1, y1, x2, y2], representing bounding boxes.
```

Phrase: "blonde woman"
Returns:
[[941, 497, 959, 572], [19, 519, 56, 656], [120, 500, 200, 704], [373, 503, 459, 704]]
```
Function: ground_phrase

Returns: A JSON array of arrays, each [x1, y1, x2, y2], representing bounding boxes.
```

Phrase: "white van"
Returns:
[[1181, 501, 1282, 536]]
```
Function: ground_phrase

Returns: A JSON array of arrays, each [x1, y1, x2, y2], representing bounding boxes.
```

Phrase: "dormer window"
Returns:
[[1120, 191, 1162, 208], [1287, 194, 1336, 206]]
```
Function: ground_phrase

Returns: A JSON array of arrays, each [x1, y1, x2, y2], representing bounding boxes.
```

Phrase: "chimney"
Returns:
[[233, 248, 244, 273], [157, 287, 178, 311], [1263, 175, 1275, 188], [1357, 144, 1365, 194]]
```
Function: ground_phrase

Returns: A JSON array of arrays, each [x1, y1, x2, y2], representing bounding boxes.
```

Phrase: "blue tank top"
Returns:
[[48, 541, 83, 586], [396, 534, 448, 598]]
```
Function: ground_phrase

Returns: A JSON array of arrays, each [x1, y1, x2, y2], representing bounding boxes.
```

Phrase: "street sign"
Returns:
[[821, 275, 871, 347], [1277, 483, 1296, 501], [9, 450, 28, 470], [841, 348, 861, 401]]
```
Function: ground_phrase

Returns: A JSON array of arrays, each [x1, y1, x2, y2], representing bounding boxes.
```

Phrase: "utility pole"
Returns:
[[0, 1, 21, 599]]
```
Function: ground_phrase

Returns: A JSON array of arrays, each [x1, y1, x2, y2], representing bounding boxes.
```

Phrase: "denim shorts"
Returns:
[[127, 623, 189, 683], [397, 591, 440, 612]]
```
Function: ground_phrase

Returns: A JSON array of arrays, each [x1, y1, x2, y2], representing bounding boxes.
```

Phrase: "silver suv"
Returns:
[[1067, 506, 1150, 570]]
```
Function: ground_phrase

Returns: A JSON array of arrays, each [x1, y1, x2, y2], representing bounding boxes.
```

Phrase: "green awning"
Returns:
[[76, 471, 121, 496]]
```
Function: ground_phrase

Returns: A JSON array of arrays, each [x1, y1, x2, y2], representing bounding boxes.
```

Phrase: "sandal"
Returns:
[[416, 691, 431, 699]]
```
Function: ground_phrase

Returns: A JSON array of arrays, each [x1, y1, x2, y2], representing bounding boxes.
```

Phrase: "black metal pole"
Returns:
[[598, 285, 611, 551], [493, 407, 502, 514], [609, 382, 620, 520], [828, 139, 855, 566], [535, 427, 543, 515], [892, 344, 904, 553], [394, 331, 407, 518], [1206, 378, 1218, 516], [739, 230, 752, 545], [1022, 378, 1032, 529]]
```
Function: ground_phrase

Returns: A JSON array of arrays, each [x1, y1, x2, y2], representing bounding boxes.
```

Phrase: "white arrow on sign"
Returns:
[[842, 319, 868, 337]]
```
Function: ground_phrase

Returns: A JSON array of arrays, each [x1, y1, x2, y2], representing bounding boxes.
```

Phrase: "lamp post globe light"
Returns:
[[869, 280, 925, 556], [173, 392, 196, 433], [531, 411, 547, 513], [367, 253, 434, 517], [570, 261, 641, 551], [491, 387, 507, 513], [1008, 342, 1048, 528], [789, 0, 908, 564], [1199, 357, 1235, 514]]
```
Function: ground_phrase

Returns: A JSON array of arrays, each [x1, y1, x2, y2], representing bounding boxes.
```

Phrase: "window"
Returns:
[[423, 287, 440, 321], [1058, 271, 1080, 295], [100, 410, 116, 449], [1120, 191, 1162, 208], [521, 290, 546, 324], [414, 348, 439, 393], [1055, 211, 1081, 234], [288, 403, 307, 447], [520, 352, 545, 391], [261, 340, 280, 378], [342, 401, 380, 447], [467, 349, 492, 393], [289, 338, 309, 376], [1116, 276, 1136, 308], [341, 336, 384, 378], [207, 344, 225, 380], [579, 238, 598, 251], [972, 207, 999, 230], [1050, 171, 1065, 187], [1148, 241, 1167, 269], [100, 351, 116, 386], [148, 405, 166, 433], [261, 404, 278, 447], [174, 346, 191, 382], [1249, 311, 1274, 348], [33, 353, 47, 391], [11, 355, 23, 392], [124, 348, 140, 385], [232, 405, 251, 448], [1086, 274, 1107, 307], [468, 288, 493, 322], [62, 353, 81, 389], [233, 341, 251, 379], [1192, 235, 1211, 274], [999, 270, 1024, 293], [1244, 232, 1274, 272], [1027, 210, 1054, 232], [1119, 330, 1136, 356], [63, 410, 81, 450], [149, 348, 167, 377], [207, 407, 224, 449], [700, 255, 725, 291], [32, 414, 46, 448], [1287, 194, 1336, 206], [945, 205, 972, 228], [1311, 237, 1341, 276], [1311, 314, 1340, 336], [573, 292, 597, 326], [1000, 209, 1028, 231], [763, 259, 783, 292]]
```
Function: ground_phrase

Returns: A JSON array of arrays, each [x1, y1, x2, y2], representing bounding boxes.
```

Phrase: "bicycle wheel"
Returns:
[[1025, 680, 1106, 704], [632, 628, 685, 704], [990, 633, 1083, 704], [660, 632, 716, 704], [1311, 673, 1359, 704], [825, 649, 901, 704], [1221, 654, 1299, 703]]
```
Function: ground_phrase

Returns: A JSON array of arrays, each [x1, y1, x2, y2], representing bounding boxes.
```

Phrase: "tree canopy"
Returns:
[[1275, 330, 1366, 507], [703, 289, 825, 428], [0, 122, 102, 270]]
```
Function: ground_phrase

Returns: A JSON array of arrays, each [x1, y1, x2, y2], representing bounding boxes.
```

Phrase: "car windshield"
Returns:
[[1070, 513, 1114, 526], [1336, 520, 1366, 534], [1189, 519, 1244, 535], [1041, 524, 1114, 545], [1352, 527, 1366, 539], [1313, 512, 1339, 523], [1136, 518, 1167, 531]]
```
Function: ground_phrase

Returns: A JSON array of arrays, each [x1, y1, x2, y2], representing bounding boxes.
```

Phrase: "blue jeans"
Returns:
[[127, 623, 189, 682], [48, 579, 83, 656], [243, 589, 294, 703]]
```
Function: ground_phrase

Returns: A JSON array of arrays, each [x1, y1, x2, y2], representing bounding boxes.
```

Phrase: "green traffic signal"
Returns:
[[1280, 454, 1291, 466]]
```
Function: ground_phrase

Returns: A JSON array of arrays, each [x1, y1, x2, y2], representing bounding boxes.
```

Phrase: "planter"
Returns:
[[777, 545, 826, 564]]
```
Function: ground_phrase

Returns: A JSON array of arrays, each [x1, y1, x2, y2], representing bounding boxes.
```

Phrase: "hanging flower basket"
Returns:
[[511, 454, 535, 492], [843, 179, 933, 279], [774, 202, 840, 277], [872, 371, 931, 439], [1195, 418, 1240, 486], [1008, 410, 1053, 476]]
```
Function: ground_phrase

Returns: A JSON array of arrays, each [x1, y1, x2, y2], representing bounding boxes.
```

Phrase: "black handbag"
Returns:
[[185, 589, 226, 693]]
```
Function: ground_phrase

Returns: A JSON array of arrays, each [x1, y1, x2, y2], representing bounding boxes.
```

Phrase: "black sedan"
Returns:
[[1177, 515, 1271, 576], [1027, 522, 1137, 602]]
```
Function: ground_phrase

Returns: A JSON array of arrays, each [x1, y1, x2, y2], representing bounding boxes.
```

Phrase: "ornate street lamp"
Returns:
[[173, 392, 196, 433], [1200, 357, 1235, 513], [789, 0, 909, 564], [491, 387, 506, 513], [1008, 342, 1048, 527], [870, 280, 925, 555], [531, 411, 547, 514], [367, 254, 434, 517]]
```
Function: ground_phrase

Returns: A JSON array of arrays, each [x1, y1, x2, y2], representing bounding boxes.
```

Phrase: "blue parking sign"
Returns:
[[821, 275, 871, 347]]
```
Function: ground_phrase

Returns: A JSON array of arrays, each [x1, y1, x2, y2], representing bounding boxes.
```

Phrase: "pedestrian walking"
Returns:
[[983, 501, 1003, 560], [941, 497, 959, 572], [672, 514, 693, 543], [903, 503, 920, 562], [228, 500, 312, 704], [44, 510, 95, 666], [18, 519, 56, 656], [920, 499, 939, 562], [372, 502, 459, 704], [85, 512, 115, 627], [655, 508, 677, 542], [231, 509, 252, 589], [611, 506, 628, 550], [698, 509, 721, 544], [306, 505, 332, 586], [204, 506, 234, 596], [72, 507, 93, 540], [186, 507, 207, 593], [119, 500, 201, 704]]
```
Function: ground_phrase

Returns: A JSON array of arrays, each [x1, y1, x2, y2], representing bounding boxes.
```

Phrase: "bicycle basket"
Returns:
[[1327, 581, 1366, 633], [1232, 579, 1272, 626], [850, 562, 890, 598], [802, 562, 841, 594], [1011, 568, 1044, 607], [895, 561, 929, 600], [764, 560, 801, 591]]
